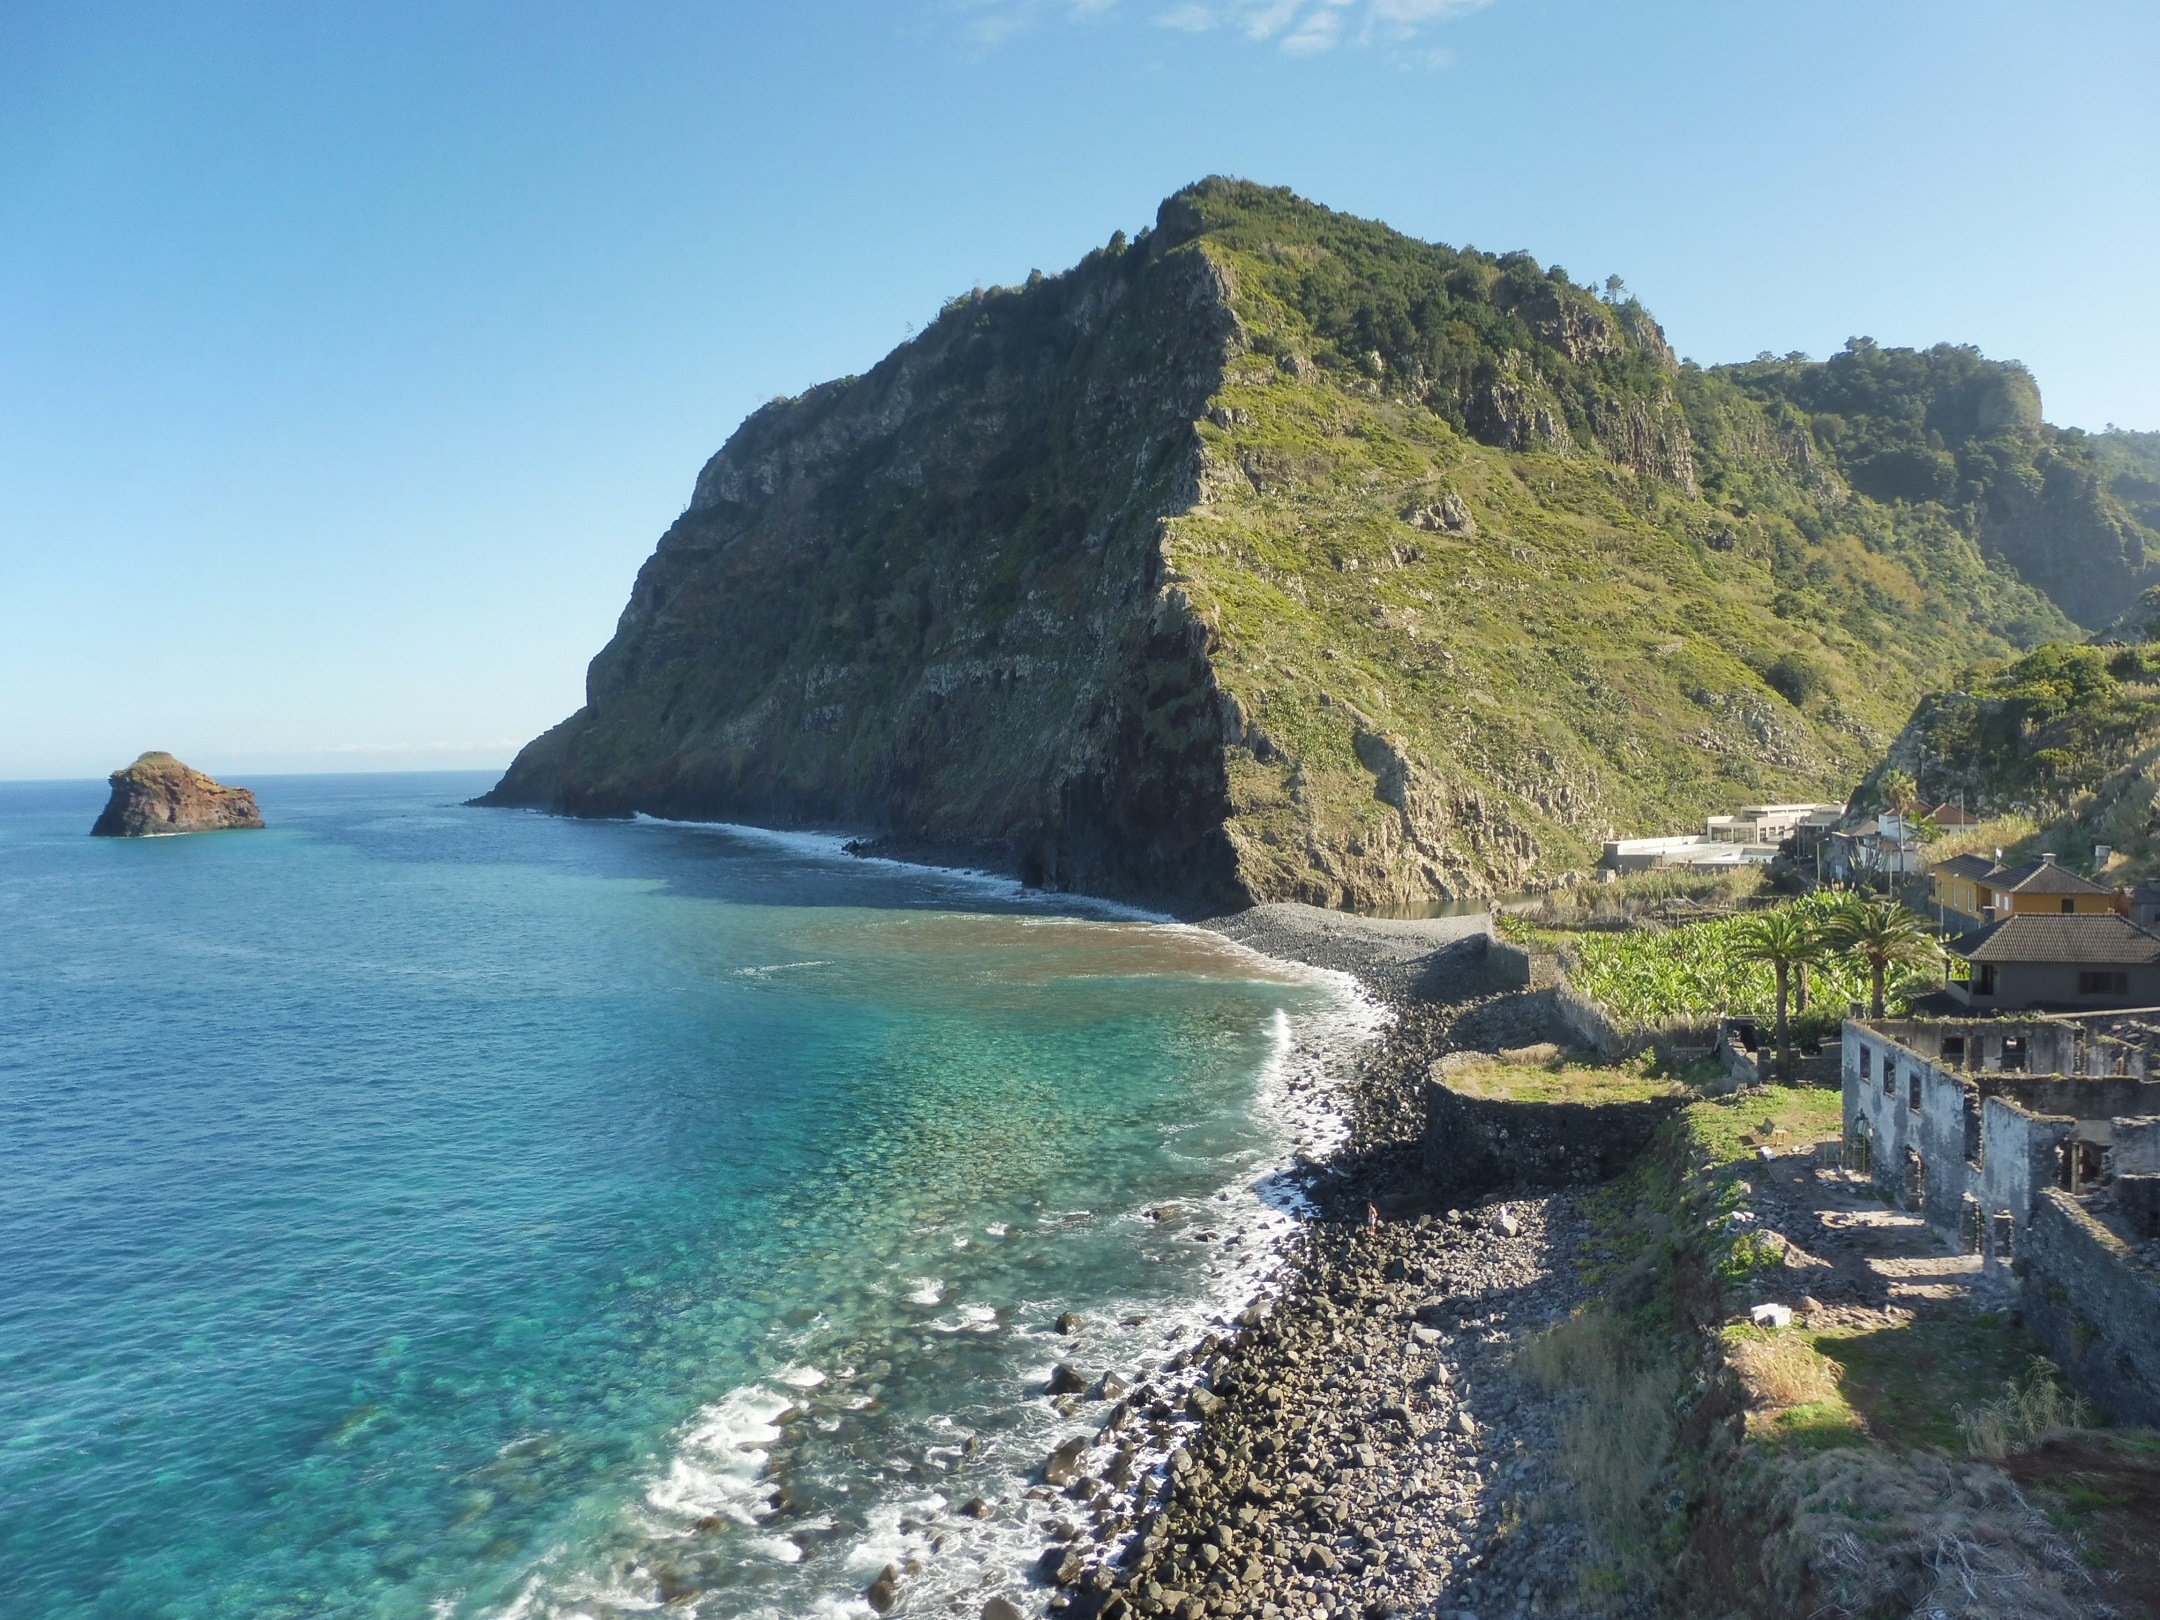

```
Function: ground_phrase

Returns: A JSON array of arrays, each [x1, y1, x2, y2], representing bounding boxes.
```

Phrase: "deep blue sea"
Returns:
[[0, 773, 1368, 1620]]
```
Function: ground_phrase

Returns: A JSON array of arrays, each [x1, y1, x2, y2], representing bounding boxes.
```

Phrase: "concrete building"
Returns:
[[1603, 802, 1841, 874], [1703, 803, 1843, 847], [1948, 913, 2160, 1012], [1843, 1011, 2160, 1424]]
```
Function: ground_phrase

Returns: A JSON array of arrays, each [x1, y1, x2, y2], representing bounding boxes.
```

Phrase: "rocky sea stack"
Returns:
[[90, 753, 264, 837], [482, 178, 2151, 910]]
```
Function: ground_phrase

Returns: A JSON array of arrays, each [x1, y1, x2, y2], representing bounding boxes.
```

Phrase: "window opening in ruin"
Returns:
[[1883, 1060, 1895, 1096], [1860, 1046, 1871, 1080], [2002, 1037, 2026, 1071], [1908, 1072, 1921, 1112], [1990, 1209, 2015, 1262], [1941, 1035, 1965, 1066], [2060, 1139, 2107, 1193], [1904, 1147, 1925, 1210]]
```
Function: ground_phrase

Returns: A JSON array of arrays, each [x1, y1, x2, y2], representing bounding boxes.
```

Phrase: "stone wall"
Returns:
[[1486, 938, 1534, 992], [2023, 1189, 2160, 1427], [1843, 1021, 2160, 1248], [1978, 1097, 2075, 1265], [1421, 1079, 1682, 1207]]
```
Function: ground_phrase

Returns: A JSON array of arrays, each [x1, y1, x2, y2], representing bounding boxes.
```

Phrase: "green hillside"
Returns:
[[1707, 346, 2160, 627], [1159, 180, 2075, 900], [485, 179, 2121, 908], [1862, 631, 2160, 879]]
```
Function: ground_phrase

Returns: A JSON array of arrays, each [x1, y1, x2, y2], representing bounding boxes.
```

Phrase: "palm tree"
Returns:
[[1823, 896, 1941, 1019], [1878, 767, 1921, 819], [1733, 908, 1821, 1082]]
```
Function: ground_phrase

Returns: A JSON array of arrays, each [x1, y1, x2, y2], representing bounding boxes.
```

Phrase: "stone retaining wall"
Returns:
[[1421, 1079, 1684, 1207], [2023, 1188, 2160, 1427]]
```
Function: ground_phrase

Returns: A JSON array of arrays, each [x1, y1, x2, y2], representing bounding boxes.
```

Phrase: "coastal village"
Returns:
[[18, 11, 2160, 1620], [993, 771, 2160, 1620]]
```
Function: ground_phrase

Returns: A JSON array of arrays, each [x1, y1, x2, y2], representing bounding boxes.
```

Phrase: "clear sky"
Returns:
[[3, 0, 2155, 782]]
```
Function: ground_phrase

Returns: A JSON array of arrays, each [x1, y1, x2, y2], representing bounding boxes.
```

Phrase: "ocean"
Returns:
[[0, 773, 1374, 1619]]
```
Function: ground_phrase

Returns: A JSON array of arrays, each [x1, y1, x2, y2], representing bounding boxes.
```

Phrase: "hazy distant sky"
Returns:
[[3, 0, 2155, 780]]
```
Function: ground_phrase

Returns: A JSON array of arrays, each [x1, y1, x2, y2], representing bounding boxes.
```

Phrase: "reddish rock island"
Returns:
[[90, 752, 264, 837]]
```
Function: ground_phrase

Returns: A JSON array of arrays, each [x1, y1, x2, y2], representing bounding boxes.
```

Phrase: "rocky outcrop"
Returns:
[[90, 753, 263, 837]]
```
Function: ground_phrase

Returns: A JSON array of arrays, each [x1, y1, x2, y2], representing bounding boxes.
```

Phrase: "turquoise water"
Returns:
[[0, 774, 1358, 1619]]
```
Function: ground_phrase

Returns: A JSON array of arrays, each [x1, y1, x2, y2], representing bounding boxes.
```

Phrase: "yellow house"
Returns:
[[1930, 852, 2118, 928]]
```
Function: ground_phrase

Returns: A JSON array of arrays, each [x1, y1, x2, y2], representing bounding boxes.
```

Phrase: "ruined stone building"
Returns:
[[1842, 1012, 2160, 1424]]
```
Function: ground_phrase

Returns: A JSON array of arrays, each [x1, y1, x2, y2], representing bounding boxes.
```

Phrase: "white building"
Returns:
[[1603, 802, 1843, 874]]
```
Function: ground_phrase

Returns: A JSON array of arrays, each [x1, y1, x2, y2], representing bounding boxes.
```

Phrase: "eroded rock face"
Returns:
[[90, 753, 264, 837]]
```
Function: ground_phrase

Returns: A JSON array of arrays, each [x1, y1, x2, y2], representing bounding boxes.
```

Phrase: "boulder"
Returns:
[[90, 753, 263, 838], [866, 1564, 900, 1613], [1043, 1436, 1090, 1486]]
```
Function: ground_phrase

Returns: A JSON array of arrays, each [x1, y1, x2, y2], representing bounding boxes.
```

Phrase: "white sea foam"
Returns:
[[626, 813, 1173, 922], [476, 911, 1384, 1620], [643, 1383, 793, 1524], [730, 960, 830, 978]]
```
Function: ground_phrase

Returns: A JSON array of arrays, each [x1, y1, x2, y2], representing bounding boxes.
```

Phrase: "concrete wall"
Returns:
[[2106, 1116, 2160, 1175], [1844, 1025, 1986, 1239], [2023, 1189, 2160, 1427], [1486, 938, 1534, 992], [1842, 1023, 2160, 1245]]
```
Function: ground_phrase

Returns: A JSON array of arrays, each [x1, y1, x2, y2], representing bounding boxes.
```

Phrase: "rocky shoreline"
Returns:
[[991, 904, 1632, 1620]]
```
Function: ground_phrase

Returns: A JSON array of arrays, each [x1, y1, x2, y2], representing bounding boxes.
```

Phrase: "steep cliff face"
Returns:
[[484, 230, 1252, 904], [90, 752, 264, 837], [486, 179, 2096, 908]]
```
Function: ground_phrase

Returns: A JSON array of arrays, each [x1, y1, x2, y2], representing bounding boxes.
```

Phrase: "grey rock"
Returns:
[[1044, 1437, 1090, 1486], [866, 1564, 899, 1613]]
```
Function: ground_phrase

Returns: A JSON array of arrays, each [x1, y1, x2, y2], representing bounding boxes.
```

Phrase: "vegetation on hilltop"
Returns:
[[1860, 631, 2160, 877], [485, 175, 2135, 907], [1710, 343, 2160, 627], [1155, 178, 2076, 900]]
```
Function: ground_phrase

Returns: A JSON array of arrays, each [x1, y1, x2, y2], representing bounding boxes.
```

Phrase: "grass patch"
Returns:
[[1518, 1307, 1679, 1576], [1442, 1049, 1687, 1104], [1683, 1086, 1844, 1170], [1811, 1314, 2037, 1453], [1958, 1356, 2096, 1458]]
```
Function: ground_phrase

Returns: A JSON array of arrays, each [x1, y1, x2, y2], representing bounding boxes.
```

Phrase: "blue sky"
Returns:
[[2, 0, 2155, 781]]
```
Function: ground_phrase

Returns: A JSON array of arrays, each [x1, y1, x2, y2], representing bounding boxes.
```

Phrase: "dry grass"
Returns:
[[1725, 1324, 1842, 1411], [1926, 814, 2038, 866], [1755, 1447, 2099, 1620], [1960, 1357, 2096, 1460], [1505, 865, 1771, 934], [1517, 1309, 1677, 1575]]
